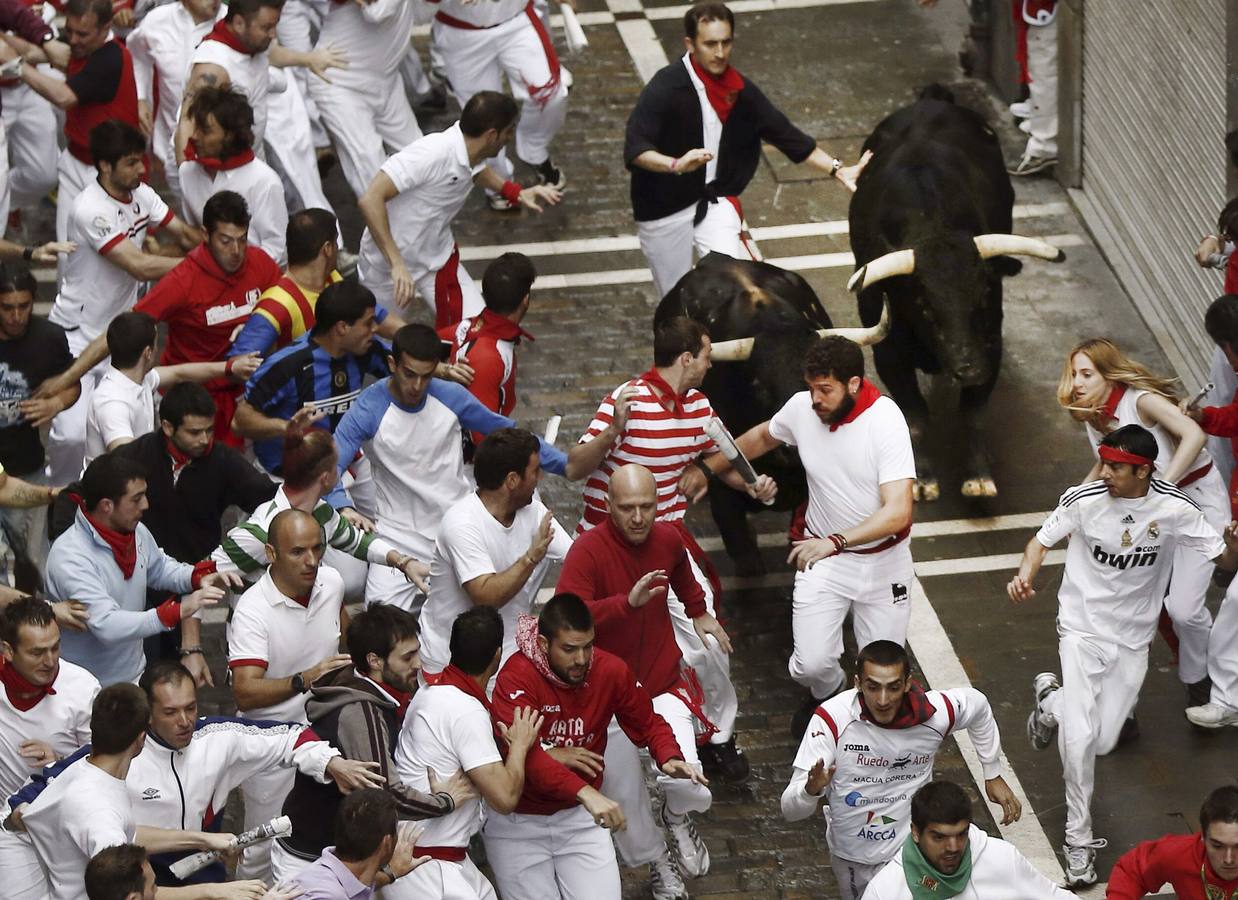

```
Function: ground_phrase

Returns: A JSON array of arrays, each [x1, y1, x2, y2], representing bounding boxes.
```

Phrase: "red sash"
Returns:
[[433, 245, 464, 330]]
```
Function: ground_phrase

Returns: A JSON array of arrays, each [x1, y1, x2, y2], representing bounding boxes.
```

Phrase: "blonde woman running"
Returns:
[[1059, 338, 1230, 709]]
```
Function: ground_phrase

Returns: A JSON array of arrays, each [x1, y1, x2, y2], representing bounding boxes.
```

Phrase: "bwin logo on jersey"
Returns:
[[1092, 544, 1158, 569]]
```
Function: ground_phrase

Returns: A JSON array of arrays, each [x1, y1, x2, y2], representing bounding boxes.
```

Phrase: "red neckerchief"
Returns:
[[639, 367, 686, 416], [379, 681, 412, 720], [463, 308, 534, 345], [1097, 382, 1127, 431], [79, 498, 138, 580], [0, 659, 56, 712], [202, 18, 253, 55], [165, 435, 213, 477], [830, 378, 882, 431], [435, 664, 492, 712], [183, 138, 255, 173], [688, 55, 744, 124], [516, 615, 590, 689], [859, 681, 937, 729]]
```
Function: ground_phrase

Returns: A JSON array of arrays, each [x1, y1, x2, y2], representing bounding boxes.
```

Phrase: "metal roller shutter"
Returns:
[[1073, 0, 1225, 386]]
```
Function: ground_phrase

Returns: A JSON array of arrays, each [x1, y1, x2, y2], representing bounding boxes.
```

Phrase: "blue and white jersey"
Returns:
[[326, 378, 567, 562]]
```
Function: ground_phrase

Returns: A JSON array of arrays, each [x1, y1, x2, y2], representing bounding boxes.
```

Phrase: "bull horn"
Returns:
[[973, 234, 1066, 262], [847, 249, 916, 293], [708, 299, 892, 363]]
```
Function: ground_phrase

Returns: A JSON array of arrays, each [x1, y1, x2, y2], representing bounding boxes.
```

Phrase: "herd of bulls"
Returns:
[[655, 86, 1067, 570]]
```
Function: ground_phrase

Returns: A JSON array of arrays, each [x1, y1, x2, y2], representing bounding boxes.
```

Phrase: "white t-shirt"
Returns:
[[226, 567, 345, 722], [682, 53, 721, 183], [394, 683, 501, 848], [84, 367, 161, 469], [433, 0, 526, 28], [1036, 479, 1225, 648], [315, 0, 421, 88], [0, 661, 98, 800], [1083, 388, 1213, 478], [51, 181, 173, 346], [22, 759, 136, 900], [420, 493, 572, 675], [191, 36, 270, 148], [358, 123, 485, 280], [768, 391, 916, 551], [178, 156, 288, 266]]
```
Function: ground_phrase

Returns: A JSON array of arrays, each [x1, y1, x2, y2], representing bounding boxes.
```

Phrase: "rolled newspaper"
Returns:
[[544, 414, 562, 446], [702, 417, 774, 506], [561, 4, 588, 54], [169, 816, 292, 880]]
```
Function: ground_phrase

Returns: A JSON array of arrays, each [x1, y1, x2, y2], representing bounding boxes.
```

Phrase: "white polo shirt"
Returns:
[[21, 758, 135, 900], [226, 566, 345, 722], [191, 34, 271, 148], [768, 390, 916, 553], [394, 683, 501, 849], [84, 367, 161, 469], [178, 156, 289, 266], [420, 493, 572, 675], [0, 661, 98, 801], [315, 0, 420, 89], [358, 123, 485, 281], [50, 181, 173, 350]]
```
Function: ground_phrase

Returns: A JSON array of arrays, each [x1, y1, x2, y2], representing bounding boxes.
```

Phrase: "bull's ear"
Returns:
[[986, 256, 1024, 278]]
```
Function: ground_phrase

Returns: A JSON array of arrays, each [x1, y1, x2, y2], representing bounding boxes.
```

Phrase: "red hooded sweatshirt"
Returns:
[[491, 617, 683, 816], [556, 518, 706, 698], [1108, 832, 1238, 900]]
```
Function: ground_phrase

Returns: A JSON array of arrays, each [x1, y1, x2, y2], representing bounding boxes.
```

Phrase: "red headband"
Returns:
[[1098, 444, 1155, 468]]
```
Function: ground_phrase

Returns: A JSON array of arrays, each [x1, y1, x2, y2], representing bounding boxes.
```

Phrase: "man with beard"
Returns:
[[699, 335, 917, 736]]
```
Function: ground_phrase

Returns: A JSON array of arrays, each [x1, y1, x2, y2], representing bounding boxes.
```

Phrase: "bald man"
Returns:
[[227, 507, 352, 881], [556, 464, 726, 895]]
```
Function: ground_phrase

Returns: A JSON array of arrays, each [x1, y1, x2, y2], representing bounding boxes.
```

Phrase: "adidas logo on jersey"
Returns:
[[1121, 514, 1135, 524], [1092, 543, 1158, 570]]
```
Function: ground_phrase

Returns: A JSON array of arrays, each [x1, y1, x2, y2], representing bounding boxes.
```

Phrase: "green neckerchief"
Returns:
[[901, 834, 973, 899]]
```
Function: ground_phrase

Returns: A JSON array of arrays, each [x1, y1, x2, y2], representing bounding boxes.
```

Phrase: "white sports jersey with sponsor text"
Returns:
[[1036, 478, 1225, 649]]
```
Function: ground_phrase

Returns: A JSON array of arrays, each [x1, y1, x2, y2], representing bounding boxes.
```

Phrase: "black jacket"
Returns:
[[624, 58, 816, 222]]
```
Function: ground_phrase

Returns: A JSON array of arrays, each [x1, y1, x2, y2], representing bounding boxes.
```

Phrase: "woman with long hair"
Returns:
[[1058, 337, 1230, 711]]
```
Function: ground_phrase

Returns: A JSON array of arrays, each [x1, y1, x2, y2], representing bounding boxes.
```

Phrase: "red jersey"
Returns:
[[1197, 393, 1238, 517], [556, 519, 706, 697], [1108, 832, 1238, 900], [439, 309, 531, 418], [65, 38, 140, 163], [491, 644, 682, 816]]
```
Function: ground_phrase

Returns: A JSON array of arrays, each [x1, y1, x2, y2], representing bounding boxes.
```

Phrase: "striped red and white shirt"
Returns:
[[576, 378, 717, 534]]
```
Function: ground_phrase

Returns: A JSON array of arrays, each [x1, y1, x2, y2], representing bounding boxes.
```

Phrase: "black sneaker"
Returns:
[[1116, 715, 1140, 749], [791, 696, 823, 741], [536, 159, 567, 190], [698, 737, 750, 784], [1188, 676, 1213, 709]]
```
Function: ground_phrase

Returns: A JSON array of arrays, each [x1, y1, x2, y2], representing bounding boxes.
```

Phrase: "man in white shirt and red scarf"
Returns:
[[624, 2, 869, 299]]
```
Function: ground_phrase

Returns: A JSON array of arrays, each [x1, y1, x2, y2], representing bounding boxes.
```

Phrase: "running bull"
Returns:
[[654, 252, 889, 575], [848, 86, 1065, 500]]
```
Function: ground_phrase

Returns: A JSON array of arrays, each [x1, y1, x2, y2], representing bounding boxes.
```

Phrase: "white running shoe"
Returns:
[[1186, 701, 1238, 728], [649, 851, 688, 900], [658, 795, 710, 878], [1063, 839, 1107, 887], [1010, 99, 1032, 118], [1027, 672, 1060, 750]]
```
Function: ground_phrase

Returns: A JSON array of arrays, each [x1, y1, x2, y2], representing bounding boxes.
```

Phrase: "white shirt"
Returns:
[[768, 391, 916, 554], [226, 567, 345, 722], [315, 0, 420, 89], [191, 35, 270, 148], [359, 123, 485, 280], [433, 0, 526, 28], [178, 155, 288, 265], [51, 181, 172, 345], [394, 683, 501, 848], [22, 759, 135, 900], [128, 2, 225, 169], [421, 493, 572, 675], [682, 52, 721, 183], [1084, 388, 1213, 479], [0, 661, 98, 801], [1036, 479, 1225, 649], [84, 367, 161, 469]]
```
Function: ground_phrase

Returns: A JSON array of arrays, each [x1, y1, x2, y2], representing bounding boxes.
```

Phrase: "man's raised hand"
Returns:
[[627, 570, 668, 609]]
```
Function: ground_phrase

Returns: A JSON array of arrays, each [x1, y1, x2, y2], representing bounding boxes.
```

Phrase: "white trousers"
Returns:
[[1166, 469, 1229, 683], [668, 551, 738, 744], [1041, 633, 1147, 847], [788, 550, 915, 699], [483, 804, 621, 900], [0, 827, 50, 900], [600, 692, 710, 868], [828, 850, 882, 900], [1, 82, 57, 210], [46, 360, 104, 486], [263, 75, 334, 217], [309, 77, 422, 199], [1025, 15, 1058, 157], [359, 250, 483, 326], [401, 45, 433, 97], [433, 10, 567, 173], [365, 561, 425, 614], [636, 199, 755, 300], [276, 0, 329, 149], [1210, 578, 1238, 711], [385, 855, 496, 900], [236, 765, 296, 881], [270, 837, 314, 884]]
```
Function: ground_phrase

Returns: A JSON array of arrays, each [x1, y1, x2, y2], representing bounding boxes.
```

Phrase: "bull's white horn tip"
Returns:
[[847, 266, 867, 293]]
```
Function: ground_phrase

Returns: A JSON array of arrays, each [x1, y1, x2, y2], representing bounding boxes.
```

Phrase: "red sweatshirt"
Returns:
[[556, 519, 706, 697], [1108, 832, 1238, 899], [491, 647, 683, 816]]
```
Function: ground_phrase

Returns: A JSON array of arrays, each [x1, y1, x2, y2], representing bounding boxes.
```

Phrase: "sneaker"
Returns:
[[658, 795, 709, 878], [1009, 99, 1032, 119], [561, 64, 574, 91], [1019, 118, 1032, 135], [1187, 676, 1213, 709], [315, 148, 338, 180], [536, 158, 567, 190], [336, 248, 359, 276], [1007, 151, 1057, 176], [698, 737, 750, 784], [1116, 714, 1140, 748], [1027, 672, 1059, 750], [412, 83, 448, 114], [791, 695, 823, 741], [487, 192, 519, 212], [649, 851, 688, 900], [1187, 701, 1238, 728], [1063, 839, 1107, 887]]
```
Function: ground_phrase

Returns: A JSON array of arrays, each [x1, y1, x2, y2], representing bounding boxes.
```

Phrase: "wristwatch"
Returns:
[[0, 56, 23, 80], [828, 157, 843, 178], [290, 672, 306, 693], [380, 864, 397, 882]]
